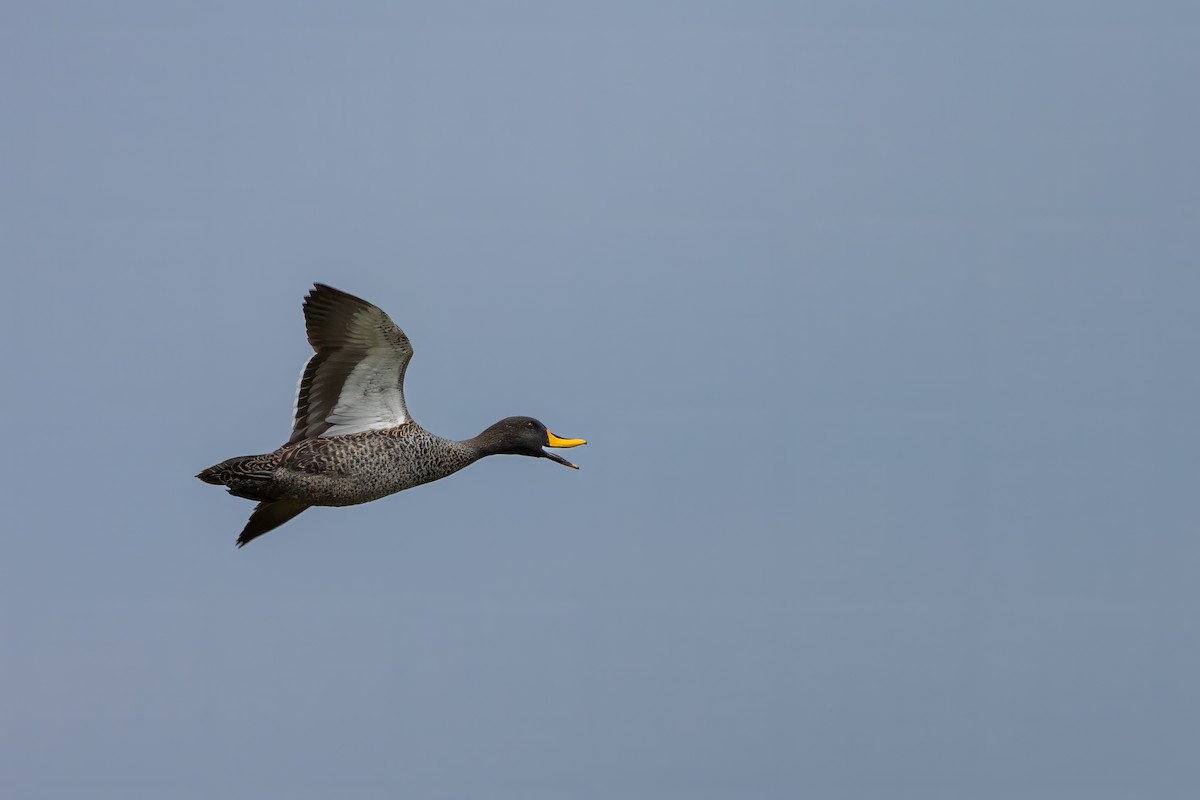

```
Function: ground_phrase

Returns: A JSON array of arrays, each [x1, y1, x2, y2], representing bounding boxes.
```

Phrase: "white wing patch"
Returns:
[[321, 348, 410, 437]]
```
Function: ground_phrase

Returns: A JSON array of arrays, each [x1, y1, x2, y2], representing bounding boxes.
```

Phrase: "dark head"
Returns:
[[470, 416, 586, 468]]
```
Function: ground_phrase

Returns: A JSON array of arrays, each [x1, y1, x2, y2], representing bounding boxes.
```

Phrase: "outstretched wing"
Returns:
[[289, 283, 414, 444]]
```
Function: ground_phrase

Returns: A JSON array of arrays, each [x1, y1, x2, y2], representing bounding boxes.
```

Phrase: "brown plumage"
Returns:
[[198, 284, 585, 547]]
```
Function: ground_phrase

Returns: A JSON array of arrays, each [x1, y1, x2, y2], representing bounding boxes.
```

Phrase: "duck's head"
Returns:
[[475, 416, 587, 468]]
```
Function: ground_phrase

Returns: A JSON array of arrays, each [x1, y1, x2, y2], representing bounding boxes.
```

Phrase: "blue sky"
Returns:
[[3, 2, 1199, 798]]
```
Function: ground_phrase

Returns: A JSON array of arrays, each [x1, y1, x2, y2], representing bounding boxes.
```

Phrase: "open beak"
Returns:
[[544, 430, 586, 469]]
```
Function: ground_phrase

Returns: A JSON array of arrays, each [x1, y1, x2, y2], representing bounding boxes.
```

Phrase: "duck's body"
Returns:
[[198, 284, 585, 547], [199, 423, 475, 508]]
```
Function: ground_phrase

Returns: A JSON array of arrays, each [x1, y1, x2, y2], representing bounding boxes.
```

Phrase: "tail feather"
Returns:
[[198, 454, 277, 502], [196, 463, 227, 485], [197, 454, 275, 484], [237, 500, 309, 548]]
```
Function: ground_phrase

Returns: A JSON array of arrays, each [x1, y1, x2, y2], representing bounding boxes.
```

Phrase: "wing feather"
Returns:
[[288, 284, 414, 443]]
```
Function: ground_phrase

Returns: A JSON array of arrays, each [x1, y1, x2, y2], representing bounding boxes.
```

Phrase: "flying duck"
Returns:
[[198, 283, 585, 546]]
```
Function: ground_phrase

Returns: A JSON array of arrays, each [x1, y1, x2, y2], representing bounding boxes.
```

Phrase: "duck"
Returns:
[[198, 283, 585, 547]]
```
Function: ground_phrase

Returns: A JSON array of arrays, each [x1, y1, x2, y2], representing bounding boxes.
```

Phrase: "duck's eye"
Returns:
[[526, 421, 536, 429]]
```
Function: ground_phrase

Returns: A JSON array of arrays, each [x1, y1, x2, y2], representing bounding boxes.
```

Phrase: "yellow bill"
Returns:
[[544, 430, 587, 469]]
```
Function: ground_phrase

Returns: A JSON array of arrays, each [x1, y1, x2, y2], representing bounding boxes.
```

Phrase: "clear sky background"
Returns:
[[3, 2, 1198, 798]]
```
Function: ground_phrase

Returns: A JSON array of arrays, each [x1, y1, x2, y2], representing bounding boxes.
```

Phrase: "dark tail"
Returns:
[[196, 462, 229, 485], [197, 454, 271, 485], [197, 454, 277, 495]]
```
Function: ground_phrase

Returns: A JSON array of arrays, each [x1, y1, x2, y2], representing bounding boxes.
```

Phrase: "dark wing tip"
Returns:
[[236, 500, 309, 548], [301, 283, 382, 351], [305, 283, 374, 309]]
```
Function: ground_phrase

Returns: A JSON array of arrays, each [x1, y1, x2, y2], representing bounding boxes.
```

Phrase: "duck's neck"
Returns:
[[460, 421, 512, 459]]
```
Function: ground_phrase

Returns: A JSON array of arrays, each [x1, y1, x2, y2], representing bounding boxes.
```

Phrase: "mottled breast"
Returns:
[[274, 423, 476, 506]]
